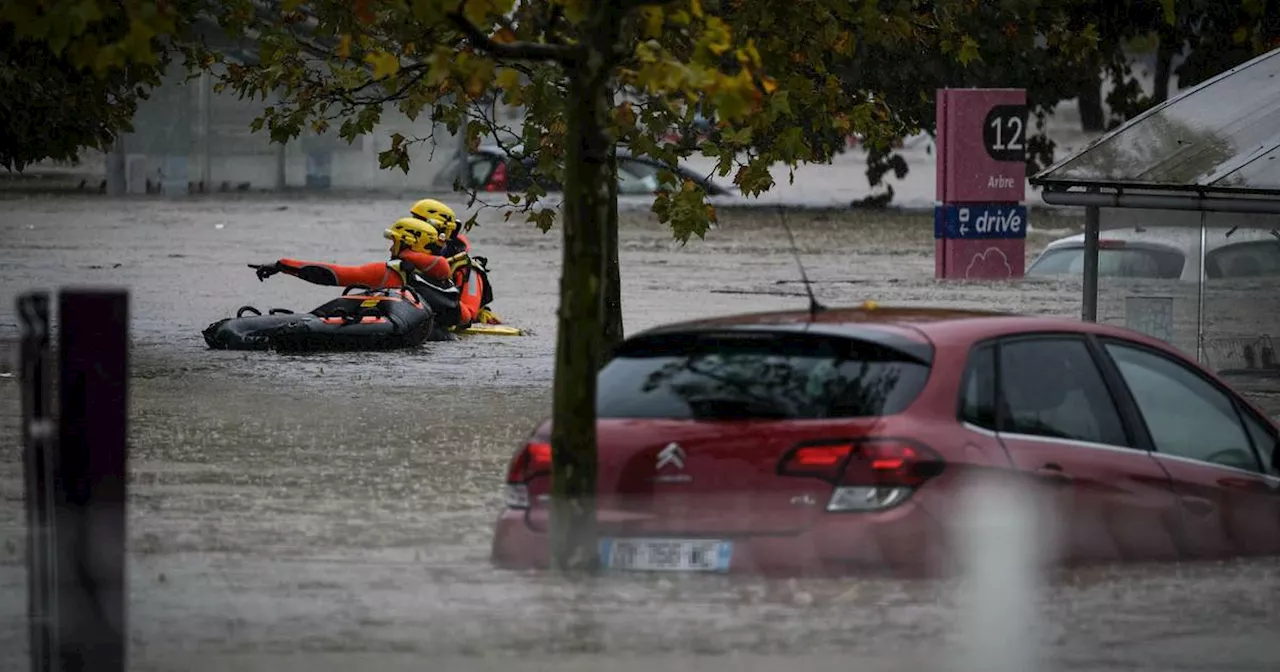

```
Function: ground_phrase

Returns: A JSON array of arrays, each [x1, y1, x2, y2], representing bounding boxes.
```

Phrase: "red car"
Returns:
[[492, 306, 1280, 576]]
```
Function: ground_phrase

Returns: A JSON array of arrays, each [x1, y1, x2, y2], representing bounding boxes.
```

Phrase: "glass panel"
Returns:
[[597, 333, 931, 420], [1037, 49, 1280, 190]]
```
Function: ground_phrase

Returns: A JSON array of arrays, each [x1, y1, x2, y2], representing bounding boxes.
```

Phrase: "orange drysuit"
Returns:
[[275, 249, 451, 288]]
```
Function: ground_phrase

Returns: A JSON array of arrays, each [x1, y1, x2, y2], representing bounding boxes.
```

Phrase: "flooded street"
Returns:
[[2, 194, 1279, 671]]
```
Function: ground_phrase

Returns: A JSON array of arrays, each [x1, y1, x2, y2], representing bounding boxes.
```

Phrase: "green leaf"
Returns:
[[767, 90, 791, 118], [529, 208, 557, 233], [957, 36, 981, 66]]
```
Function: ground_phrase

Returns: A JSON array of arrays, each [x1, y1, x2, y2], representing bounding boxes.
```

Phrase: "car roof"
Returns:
[[1044, 226, 1280, 254], [630, 304, 1174, 352]]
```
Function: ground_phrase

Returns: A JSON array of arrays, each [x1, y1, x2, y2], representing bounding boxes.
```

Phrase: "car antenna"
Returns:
[[778, 207, 826, 321]]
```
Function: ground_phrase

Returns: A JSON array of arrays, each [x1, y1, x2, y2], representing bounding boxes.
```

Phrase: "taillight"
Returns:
[[486, 161, 508, 191], [777, 439, 944, 512], [504, 440, 550, 509]]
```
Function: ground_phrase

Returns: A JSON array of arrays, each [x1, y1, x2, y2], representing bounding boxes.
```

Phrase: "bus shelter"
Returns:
[[1030, 47, 1280, 408]]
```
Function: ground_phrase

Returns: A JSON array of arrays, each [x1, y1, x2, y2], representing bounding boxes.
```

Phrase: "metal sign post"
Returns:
[[19, 292, 57, 672], [56, 290, 130, 672]]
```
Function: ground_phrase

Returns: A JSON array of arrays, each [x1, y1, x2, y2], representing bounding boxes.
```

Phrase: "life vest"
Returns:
[[386, 259, 462, 327], [448, 253, 495, 308]]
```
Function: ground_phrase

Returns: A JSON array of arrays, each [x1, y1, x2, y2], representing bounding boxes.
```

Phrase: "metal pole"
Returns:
[[19, 292, 56, 672], [1197, 212, 1208, 364], [199, 70, 212, 192], [56, 290, 129, 672], [1082, 204, 1100, 322]]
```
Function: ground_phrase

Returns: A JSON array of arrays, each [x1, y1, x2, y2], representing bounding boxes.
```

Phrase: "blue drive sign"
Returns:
[[934, 204, 1028, 239]]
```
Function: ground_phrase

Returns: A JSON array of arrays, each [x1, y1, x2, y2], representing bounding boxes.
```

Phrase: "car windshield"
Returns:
[[1027, 245, 1185, 279], [597, 332, 931, 420]]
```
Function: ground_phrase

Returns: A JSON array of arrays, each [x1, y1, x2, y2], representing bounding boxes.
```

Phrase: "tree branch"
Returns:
[[447, 10, 576, 62], [617, 0, 682, 12]]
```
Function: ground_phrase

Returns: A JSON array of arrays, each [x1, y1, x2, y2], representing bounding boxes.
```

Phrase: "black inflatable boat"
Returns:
[[202, 286, 438, 352]]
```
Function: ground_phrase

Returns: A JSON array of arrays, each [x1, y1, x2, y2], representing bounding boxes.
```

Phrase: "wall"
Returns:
[[118, 62, 476, 194]]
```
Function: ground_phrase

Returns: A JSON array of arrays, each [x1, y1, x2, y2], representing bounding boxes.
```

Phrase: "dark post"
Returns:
[[1082, 203, 1101, 322], [19, 292, 56, 672], [56, 290, 130, 672]]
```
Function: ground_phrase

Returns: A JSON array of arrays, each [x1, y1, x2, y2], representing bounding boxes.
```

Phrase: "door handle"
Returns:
[[1034, 463, 1073, 484], [1179, 496, 1216, 517]]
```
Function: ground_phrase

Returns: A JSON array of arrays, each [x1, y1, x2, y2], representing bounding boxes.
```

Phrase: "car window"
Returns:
[[617, 161, 660, 195], [1104, 342, 1263, 473], [597, 333, 931, 420], [1205, 240, 1280, 279], [997, 337, 1129, 447], [466, 156, 496, 188], [619, 158, 660, 179], [959, 344, 997, 430], [1027, 246, 1184, 279], [1240, 409, 1279, 477]]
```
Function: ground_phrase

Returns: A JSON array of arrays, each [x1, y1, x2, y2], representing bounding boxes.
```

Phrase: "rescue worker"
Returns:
[[407, 198, 502, 326], [250, 217, 467, 335]]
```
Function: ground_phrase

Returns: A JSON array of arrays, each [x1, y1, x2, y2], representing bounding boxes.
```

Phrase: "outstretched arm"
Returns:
[[260, 259, 407, 288]]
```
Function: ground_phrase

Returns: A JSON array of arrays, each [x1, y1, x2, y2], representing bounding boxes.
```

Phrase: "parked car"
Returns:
[[492, 305, 1280, 576], [444, 145, 735, 196], [1027, 226, 1280, 282]]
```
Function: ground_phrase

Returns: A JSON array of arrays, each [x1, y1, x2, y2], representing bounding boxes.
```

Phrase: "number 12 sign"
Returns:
[[936, 89, 1027, 203]]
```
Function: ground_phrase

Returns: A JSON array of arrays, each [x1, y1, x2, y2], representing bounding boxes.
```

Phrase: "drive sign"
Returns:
[[934, 205, 1028, 240]]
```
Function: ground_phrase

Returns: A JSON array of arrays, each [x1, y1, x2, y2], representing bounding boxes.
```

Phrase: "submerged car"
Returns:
[[492, 305, 1280, 576], [443, 145, 735, 196], [1027, 226, 1280, 282]]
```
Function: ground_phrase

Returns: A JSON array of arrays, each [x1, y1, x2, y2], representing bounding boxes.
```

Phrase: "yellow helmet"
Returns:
[[384, 217, 443, 256], [409, 198, 458, 239]]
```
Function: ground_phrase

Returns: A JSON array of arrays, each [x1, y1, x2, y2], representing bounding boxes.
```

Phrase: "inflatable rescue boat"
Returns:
[[202, 286, 436, 352]]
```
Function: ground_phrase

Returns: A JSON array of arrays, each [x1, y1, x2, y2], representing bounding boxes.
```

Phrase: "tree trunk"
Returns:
[[1078, 72, 1105, 132], [548, 5, 624, 574], [601, 138, 624, 357], [1153, 35, 1175, 104]]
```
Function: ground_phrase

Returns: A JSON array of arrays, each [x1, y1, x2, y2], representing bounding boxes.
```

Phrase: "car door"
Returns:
[[1097, 339, 1280, 558], [990, 334, 1182, 564]]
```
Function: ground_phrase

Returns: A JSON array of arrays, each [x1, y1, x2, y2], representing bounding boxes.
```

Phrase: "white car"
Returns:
[[1027, 225, 1280, 282]]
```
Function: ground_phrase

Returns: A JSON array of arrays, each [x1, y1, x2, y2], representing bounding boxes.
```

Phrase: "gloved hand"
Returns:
[[248, 261, 282, 281]]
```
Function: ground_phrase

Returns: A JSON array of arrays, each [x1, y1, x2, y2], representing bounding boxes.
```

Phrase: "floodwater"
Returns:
[[1, 194, 1279, 672]]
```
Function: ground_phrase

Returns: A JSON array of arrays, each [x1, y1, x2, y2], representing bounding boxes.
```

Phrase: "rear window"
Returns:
[[1205, 240, 1280, 278], [1027, 245, 1184, 279], [597, 332, 931, 420]]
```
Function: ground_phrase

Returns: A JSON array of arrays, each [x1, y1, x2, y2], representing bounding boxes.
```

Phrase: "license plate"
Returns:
[[599, 538, 732, 572]]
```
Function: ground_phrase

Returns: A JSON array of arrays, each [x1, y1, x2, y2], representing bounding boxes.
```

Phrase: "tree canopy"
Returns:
[[0, 0, 202, 171]]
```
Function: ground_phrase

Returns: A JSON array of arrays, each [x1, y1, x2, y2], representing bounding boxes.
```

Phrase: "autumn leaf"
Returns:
[[337, 34, 351, 60], [615, 101, 636, 128], [365, 51, 399, 79]]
